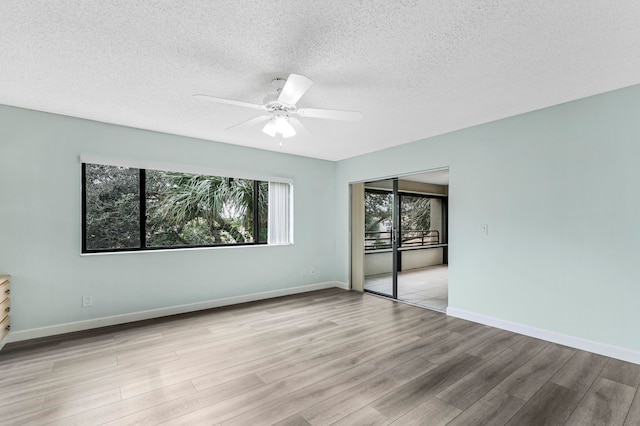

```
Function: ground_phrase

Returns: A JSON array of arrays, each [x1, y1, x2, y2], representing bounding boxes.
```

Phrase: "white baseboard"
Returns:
[[447, 307, 640, 365], [8, 281, 348, 343]]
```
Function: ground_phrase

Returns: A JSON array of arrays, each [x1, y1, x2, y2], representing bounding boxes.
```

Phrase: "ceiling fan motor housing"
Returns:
[[263, 78, 294, 111]]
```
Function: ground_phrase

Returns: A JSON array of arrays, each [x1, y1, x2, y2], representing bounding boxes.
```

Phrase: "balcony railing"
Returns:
[[364, 229, 440, 250]]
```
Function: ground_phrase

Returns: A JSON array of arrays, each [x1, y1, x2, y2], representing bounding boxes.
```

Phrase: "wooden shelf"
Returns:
[[0, 274, 10, 347]]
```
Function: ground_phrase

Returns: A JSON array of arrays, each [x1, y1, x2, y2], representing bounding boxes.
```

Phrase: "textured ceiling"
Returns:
[[1, 1, 639, 161]]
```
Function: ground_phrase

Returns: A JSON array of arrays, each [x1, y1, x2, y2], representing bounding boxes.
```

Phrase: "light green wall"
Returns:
[[335, 84, 640, 352], [2, 84, 639, 355], [0, 106, 336, 331]]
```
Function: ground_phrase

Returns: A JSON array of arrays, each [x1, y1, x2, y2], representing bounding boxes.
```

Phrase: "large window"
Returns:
[[82, 162, 288, 253]]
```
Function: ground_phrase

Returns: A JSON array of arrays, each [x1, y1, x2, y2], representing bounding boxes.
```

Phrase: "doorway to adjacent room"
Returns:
[[352, 168, 449, 312]]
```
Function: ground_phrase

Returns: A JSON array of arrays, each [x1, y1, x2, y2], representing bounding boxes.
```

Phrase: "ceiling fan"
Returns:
[[194, 74, 362, 139]]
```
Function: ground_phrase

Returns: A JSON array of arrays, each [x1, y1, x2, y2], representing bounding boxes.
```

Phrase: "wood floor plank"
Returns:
[[300, 354, 438, 425], [247, 297, 375, 330], [624, 387, 640, 426], [116, 349, 179, 369], [1, 289, 638, 426], [43, 385, 120, 410], [0, 395, 45, 423], [0, 362, 54, 385], [506, 382, 580, 426], [273, 414, 312, 426], [550, 350, 608, 398], [330, 405, 389, 426], [218, 331, 430, 425], [103, 373, 265, 426], [390, 397, 461, 425], [5, 388, 121, 425], [46, 381, 197, 426], [370, 328, 458, 372], [370, 352, 485, 421], [318, 312, 436, 350], [118, 348, 246, 399], [0, 326, 164, 369], [190, 338, 330, 392], [0, 342, 101, 370], [421, 325, 501, 364], [277, 306, 438, 351], [600, 359, 640, 388], [163, 363, 381, 426], [50, 352, 119, 373], [446, 388, 525, 426], [565, 377, 636, 426], [436, 341, 542, 411], [496, 343, 575, 401], [0, 358, 151, 408], [220, 363, 382, 425], [443, 316, 487, 334], [464, 330, 526, 360], [227, 321, 340, 354], [1, 346, 190, 409], [275, 317, 376, 350], [254, 321, 425, 384], [164, 332, 429, 424]]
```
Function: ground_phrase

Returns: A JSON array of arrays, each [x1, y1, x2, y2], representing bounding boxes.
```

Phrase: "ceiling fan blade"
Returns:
[[288, 117, 312, 138], [278, 74, 313, 105], [194, 94, 265, 110], [225, 115, 271, 131], [295, 107, 362, 122]]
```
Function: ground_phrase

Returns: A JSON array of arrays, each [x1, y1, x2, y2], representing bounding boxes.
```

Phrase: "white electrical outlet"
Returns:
[[480, 224, 488, 236], [82, 296, 93, 307], [301, 269, 308, 277], [309, 268, 316, 276]]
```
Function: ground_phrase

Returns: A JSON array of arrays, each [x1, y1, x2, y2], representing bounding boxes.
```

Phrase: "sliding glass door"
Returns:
[[362, 176, 449, 311], [363, 179, 398, 298]]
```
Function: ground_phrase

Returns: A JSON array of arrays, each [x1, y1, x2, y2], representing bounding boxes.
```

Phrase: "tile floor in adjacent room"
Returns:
[[364, 264, 448, 311]]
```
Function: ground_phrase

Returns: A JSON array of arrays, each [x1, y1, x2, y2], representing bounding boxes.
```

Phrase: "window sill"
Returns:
[[80, 242, 293, 256]]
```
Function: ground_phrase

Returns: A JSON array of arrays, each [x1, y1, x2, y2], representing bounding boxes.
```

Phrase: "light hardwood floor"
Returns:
[[0, 288, 638, 425]]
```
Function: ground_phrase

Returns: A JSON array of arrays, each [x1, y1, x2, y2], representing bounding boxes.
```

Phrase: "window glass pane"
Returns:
[[400, 195, 441, 246], [145, 170, 257, 247], [364, 191, 393, 250], [85, 164, 140, 250], [257, 181, 269, 244]]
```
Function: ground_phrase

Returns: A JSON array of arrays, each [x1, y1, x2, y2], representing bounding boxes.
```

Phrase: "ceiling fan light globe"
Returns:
[[281, 125, 296, 138], [262, 120, 277, 137], [274, 116, 296, 137], [274, 116, 288, 133]]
